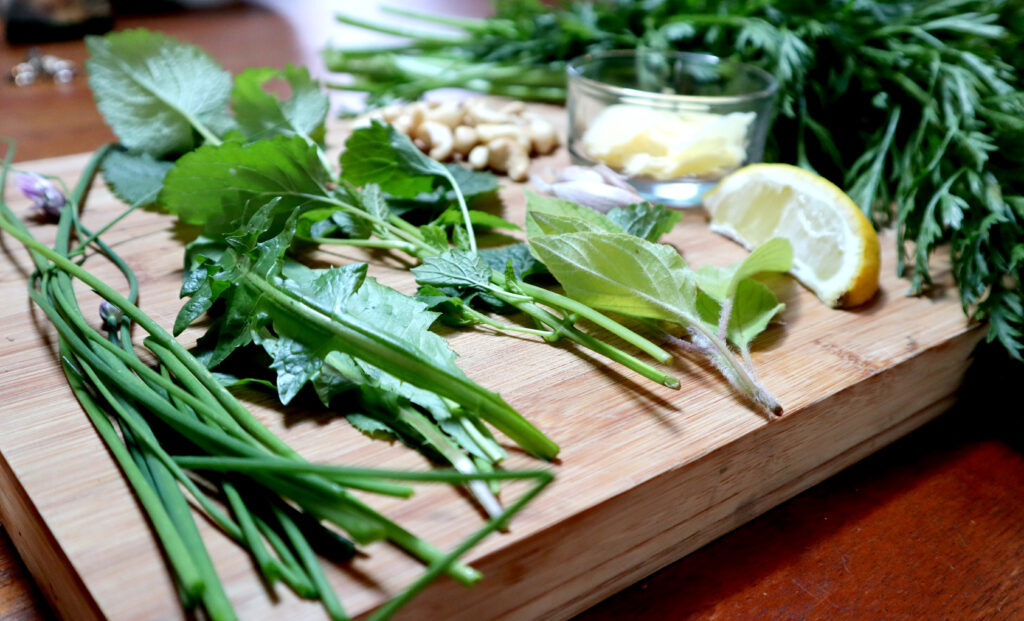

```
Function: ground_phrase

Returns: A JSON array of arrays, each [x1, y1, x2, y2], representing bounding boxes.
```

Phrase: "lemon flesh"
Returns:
[[704, 164, 880, 307]]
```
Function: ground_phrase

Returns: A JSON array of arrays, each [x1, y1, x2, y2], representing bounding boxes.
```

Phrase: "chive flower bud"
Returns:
[[16, 172, 66, 219], [99, 300, 123, 331]]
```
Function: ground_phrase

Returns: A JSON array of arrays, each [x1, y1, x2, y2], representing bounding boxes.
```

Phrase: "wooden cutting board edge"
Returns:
[[0, 324, 980, 621], [381, 325, 982, 620], [0, 135, 987, 620]]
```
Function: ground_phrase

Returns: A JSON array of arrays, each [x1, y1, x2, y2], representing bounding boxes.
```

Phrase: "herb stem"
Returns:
[[242, 271, 559, 460]]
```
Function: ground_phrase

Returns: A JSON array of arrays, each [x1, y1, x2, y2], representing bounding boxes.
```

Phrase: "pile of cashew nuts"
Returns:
[[356, 99, 560, 181]]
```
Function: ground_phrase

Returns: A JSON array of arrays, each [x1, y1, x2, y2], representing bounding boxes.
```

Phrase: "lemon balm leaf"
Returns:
[[728, 279, 785, 349], [100, 149, 174, 208], [697, 279, 785, 350]]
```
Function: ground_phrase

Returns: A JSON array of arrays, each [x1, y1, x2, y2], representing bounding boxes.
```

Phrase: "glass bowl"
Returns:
[[566, 50, 778, 208]]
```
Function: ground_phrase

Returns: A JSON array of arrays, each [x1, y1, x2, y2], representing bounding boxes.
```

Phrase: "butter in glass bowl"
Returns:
[[566, 50, 777, 208]]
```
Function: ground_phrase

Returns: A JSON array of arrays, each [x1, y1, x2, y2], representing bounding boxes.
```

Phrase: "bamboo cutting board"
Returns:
[[0, 117, 983, 620]]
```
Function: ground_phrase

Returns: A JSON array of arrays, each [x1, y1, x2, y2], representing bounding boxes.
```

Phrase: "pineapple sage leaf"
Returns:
[[527, 227, 785, 415]]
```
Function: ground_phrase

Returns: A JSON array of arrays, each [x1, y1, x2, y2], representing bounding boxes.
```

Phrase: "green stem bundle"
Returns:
[[0, 144, 552, 620]]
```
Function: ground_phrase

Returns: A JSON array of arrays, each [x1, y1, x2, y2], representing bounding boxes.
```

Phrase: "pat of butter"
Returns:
[[580, 104, 755, 180]]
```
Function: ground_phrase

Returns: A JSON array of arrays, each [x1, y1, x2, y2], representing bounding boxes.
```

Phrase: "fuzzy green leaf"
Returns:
[[158, 135, 331, 232], [528, 231, 698, 323], [412, 250, 494, 291], [695, 238, 794, 302], [100, 149, 174, 207], [606, 203, 683, 242], [340, 121, 444, 197], [85, 29, 234, 157], [232, 64, 328, 143]]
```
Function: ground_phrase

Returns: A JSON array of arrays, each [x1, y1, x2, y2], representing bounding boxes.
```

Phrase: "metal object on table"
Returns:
[[7, 48, 77, 86]]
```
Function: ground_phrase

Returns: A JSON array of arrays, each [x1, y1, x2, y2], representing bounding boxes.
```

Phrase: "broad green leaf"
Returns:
[[695, 237, 793, 302], [528, 231, 698, 323], [86, 29, 234, 157], [523, 190, 623, 240], [341, 277, 467, 421], [527, 211, 609, 236], [606, 203, 683, 242], [232, 64, 328, 143], [340, 121, 444, 197], [380, 165, 499, 217], [101, 149, 173, 207], [412, 250, 493, 291], [158, 135, 331, 232], [697, 279, 785, 349], [443, 163, 500, 199]]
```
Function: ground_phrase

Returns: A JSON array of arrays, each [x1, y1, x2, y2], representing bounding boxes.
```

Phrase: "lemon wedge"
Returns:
[[703, 164, 880, 307]]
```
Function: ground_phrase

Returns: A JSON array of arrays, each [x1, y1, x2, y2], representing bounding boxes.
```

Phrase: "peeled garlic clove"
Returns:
[[592, 163, 638, 192], [554, 165, 606, 185], [548, 180, 643, 213]]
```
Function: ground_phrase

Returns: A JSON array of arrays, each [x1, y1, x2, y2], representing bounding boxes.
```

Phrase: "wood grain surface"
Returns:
[[0, 114, 984, 620], [2, 3, 1022, 621]]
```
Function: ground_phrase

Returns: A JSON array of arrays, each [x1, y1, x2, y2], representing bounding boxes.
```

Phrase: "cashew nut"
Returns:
[[499, 100, 528, 116], [522, 114, 559, 155], [487, 138, 530, 181], [463, 99, 515, 125], [415, 121, 455, 161], [358, 97, 560, 181], [392, 106, 424, 136], [475, 123, 531, 152], [467, 145, 490, 170], [424, 101, 464, 128], [452, 125, 479, 156]]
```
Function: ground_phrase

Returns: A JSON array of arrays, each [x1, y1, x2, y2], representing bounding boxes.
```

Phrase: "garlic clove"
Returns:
[[592, 163, 638, 192], [548, 180, 644, 213], [554, 165, 606, 185]]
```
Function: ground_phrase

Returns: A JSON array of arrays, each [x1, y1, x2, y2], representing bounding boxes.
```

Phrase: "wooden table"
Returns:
[[2, 3, 1022, 620]]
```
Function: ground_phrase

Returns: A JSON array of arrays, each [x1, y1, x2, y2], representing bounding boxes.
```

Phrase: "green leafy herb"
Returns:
[[232, 64, 329, 144], [100, 148, 174, 208], [330, 0, 1024, 359], [1, 145, 554, 621], [86, 29, 234, 155], [527, 204, 792, 414]]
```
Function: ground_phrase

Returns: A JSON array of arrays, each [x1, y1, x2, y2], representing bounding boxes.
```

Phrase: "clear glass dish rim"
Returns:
[[566, 49, 779, 105]]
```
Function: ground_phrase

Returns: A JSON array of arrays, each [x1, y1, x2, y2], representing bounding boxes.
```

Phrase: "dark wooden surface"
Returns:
[[2, 3, 1023, 620]]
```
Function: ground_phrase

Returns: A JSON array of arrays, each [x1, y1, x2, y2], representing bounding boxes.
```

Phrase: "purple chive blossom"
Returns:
[[16, 172, 66, 219]]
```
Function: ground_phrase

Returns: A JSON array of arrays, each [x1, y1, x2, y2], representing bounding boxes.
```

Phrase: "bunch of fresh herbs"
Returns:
[[328, 0, 1024, 359], [0, 142, 553, 620], [84, 30, 559, 528]]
